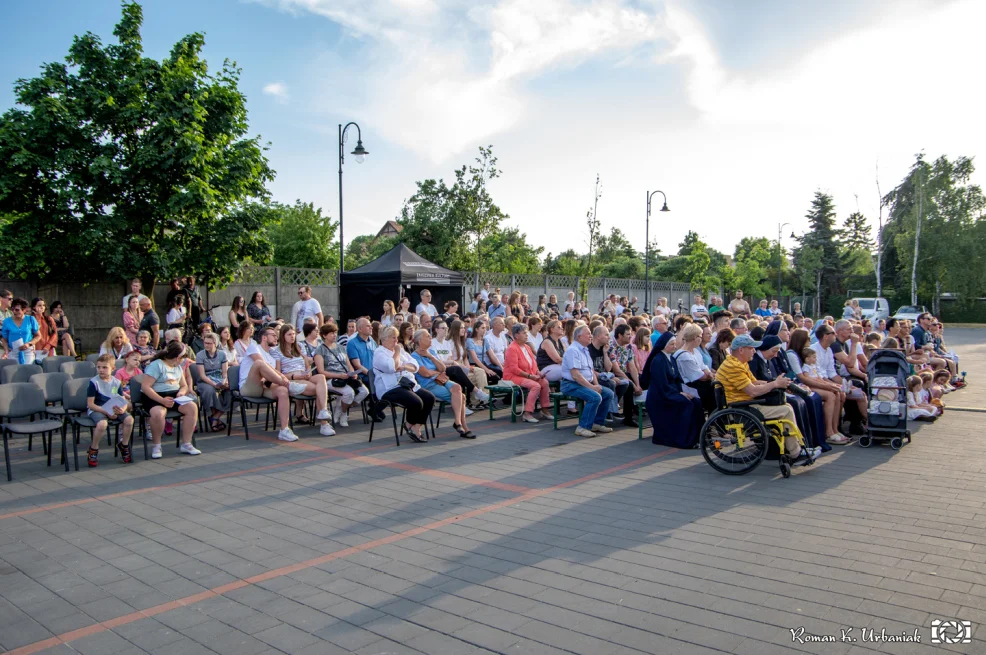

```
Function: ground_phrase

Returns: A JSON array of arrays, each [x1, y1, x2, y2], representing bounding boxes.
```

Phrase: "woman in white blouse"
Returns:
[[381, 300, 396, 327], [673, 323, 715, 412], [372, 326, 435, 442]]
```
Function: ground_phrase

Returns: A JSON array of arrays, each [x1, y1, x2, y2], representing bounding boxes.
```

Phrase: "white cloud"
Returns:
[[264, 0, 668, 161], [262, 81, 289, 102]]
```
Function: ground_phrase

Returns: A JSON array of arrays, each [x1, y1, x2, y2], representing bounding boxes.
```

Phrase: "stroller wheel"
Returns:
[[858, 436, 872, 448], [890, 437, 903, 450]]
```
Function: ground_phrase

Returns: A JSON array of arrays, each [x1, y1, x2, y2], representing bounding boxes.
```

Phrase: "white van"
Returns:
[[853, 297, 890, 321]]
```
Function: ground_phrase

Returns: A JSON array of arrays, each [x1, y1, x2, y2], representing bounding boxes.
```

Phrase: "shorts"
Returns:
[[142, 390, 178, 411], [87, 410, 131, 423], [241, 379, 275, 399]]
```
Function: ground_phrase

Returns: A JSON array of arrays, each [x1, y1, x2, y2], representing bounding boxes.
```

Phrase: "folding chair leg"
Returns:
[[47, 430, 53, 467], [140, 415, 149, 461], [62, 424, 69, 472], [3, 429, 11, 482], [241, 401, 250, 440], [73, 423, 81, 469], [226, 406, 233, 436], [392, 407, 401, 446]]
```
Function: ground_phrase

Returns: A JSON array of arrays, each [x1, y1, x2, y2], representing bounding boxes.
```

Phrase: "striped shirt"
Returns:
[[715, 354, 756, 404], [270, 346, 308, 376]]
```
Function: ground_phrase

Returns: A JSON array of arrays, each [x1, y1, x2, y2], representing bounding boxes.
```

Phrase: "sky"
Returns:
[[2, 0, 984, 262]]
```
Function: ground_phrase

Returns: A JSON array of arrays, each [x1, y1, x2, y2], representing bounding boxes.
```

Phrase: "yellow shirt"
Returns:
[[715, 354, 756, 403]]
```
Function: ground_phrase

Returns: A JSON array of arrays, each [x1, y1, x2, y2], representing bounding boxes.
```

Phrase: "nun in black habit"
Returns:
[[644, 332, 704, 448]]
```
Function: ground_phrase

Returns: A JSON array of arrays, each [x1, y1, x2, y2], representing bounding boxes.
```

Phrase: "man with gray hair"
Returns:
[[649, 314, 669, 347], [487, 293, 506, 321], [561, 325, 616, 438]]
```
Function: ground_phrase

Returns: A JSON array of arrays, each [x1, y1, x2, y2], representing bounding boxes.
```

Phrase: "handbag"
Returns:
[[398, 376, 415, 390], [762, 388, 787, 405]]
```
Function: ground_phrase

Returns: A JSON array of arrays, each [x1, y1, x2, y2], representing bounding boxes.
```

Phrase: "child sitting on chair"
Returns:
[[87, 354, 135, 467], [906, 375, 938, 421], [113, 349, 143, 394]]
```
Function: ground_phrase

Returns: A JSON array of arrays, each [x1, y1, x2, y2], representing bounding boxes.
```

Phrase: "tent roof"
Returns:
[[342, 242, 464, 285]]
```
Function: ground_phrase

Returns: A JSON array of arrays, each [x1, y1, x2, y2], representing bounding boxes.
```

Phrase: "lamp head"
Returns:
[[352, 140, 368, 164], [659, 202, 670, 212]]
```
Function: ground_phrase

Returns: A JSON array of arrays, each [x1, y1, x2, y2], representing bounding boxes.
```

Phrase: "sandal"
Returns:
[[403, 424, 424, 443], [453, 424, 467, 436], [208, 417, 225, 432], [460, 430, 476, 439], [826, 434, 851, 445]]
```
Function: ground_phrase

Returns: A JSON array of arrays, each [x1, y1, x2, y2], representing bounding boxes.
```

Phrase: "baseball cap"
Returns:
[[731, 334, 762, 349]]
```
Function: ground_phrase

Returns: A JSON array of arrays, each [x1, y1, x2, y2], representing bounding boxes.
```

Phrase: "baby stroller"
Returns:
[[860, 349, 910, 450]]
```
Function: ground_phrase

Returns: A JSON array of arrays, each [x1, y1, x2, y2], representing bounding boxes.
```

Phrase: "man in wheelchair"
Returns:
[[715, 335, 822, 464]]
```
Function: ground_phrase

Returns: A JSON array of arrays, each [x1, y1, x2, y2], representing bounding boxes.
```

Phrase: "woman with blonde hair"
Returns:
[[381, 300, 396, 327], [450, 319, 491, 407], [123, 295, 143, 345], [99, 326, 134, 358], [508, 291, 523, 319]]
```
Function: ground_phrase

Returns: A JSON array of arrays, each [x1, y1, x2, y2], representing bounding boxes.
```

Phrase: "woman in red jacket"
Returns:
[[503, 323, 553, 423]]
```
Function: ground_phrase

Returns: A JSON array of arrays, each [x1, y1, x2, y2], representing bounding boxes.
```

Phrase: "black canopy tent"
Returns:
[[339, 243, 465, 322]]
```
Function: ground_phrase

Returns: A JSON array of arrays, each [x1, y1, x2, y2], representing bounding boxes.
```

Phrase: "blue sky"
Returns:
[[2, 0, 982, 260]]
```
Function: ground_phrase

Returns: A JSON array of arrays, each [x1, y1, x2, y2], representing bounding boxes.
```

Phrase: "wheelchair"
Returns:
[[699, 382, 815, 479]]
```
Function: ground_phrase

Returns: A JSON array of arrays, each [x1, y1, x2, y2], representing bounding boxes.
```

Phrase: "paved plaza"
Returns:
[[1, 330, 985, 655]]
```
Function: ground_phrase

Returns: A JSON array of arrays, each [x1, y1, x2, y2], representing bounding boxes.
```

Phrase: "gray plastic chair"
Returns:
[[0, 360, 18, 376], [63, 377, 128, 469], [2, 364, 43, 385], [42, 356, 76, 374], [0, 383, 69, 481], [226, 365, 272, 440], [61, 361, 96, 379], [85, 353, 100, 364], [29, 372, 72, 422]]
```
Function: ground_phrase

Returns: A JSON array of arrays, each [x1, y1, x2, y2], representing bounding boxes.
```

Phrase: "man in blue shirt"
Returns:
[[487, 294, 507, 321], [347, 317, 383, 420], [561, 325, 615, 438], [911, 312, 947, 371]]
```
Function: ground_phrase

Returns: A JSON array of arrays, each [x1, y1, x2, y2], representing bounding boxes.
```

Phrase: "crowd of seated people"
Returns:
[[0, 279, 970, 471]]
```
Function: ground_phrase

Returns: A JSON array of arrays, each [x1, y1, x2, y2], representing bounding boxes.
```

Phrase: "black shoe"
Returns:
[[623, 418, 639, 428]]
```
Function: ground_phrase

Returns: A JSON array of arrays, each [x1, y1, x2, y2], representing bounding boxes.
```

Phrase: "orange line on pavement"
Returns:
[[6, 447, 676, 655]]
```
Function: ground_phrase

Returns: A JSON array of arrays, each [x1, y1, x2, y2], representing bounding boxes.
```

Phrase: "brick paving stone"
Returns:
[[2, 329, 986, 654]]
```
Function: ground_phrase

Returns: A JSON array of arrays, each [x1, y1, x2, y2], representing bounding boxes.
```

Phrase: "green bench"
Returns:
[[549, 392, 584, 430], [484, 384, 524, 422], [634, 396, 650, 439]]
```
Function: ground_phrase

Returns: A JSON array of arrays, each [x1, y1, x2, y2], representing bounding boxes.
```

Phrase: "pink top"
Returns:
[[114, 366, 143, 388], [631, 343, 649, 375]]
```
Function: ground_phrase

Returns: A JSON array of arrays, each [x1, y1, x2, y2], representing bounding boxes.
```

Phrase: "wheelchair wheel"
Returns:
[[700, 409, 769, 475], [779, 458, 791, 478]]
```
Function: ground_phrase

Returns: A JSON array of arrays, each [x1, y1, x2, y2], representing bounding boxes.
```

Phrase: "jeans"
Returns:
[[561, 379, 615, 430]]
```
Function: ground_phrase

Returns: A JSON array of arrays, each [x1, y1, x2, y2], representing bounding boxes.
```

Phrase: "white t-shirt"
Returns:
[[483, 331, 508, 366], [690, 304, 708, 317], [615, 304, 625, 316], [269, 346, 307, 376], [654, 305, 671, 317], [294, 298, 322, 331], [480, 289, 490, 301], [416, 302, 438, 317], [430, 338, 454, 363], [166, 307, 186, 325], [529, 332, 544, 354], [239, 341, 275, 387]]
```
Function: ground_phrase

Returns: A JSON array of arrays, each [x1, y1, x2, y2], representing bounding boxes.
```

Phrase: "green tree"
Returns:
[[732, 236, 773, 298], [0, 2, 274, 288], [478, 227, 543, 273], [345, 234, 399, 270], [794, 192, 843, 307], [543, 250, 585, 277], [266, 201, 338, 269], [791, 243, 823, 316], [841, 212, 874, 276]]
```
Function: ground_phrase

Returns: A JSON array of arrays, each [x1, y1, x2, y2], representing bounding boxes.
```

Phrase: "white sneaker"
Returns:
[[278, 428, 299, 442], [338, 414, 349, 428], [464, 407, 474, 416], [316, 409, 331, 421], [151, 445, 162, 459], [574, 426, 596, 438], [591, 424, 614, 434], [179, 443, 201, 456], [319, 423, 336, 436]]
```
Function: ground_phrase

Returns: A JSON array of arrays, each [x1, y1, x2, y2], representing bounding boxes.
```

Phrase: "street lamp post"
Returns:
[[645, 190, 670, 311], [338, 122, 369, 282], [777, 221, 790, 308]]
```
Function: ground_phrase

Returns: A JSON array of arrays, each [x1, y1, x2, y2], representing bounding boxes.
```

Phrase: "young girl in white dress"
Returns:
[[906, 375, 939, 421]]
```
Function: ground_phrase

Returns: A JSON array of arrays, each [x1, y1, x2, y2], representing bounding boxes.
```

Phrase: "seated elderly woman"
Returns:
[[373, 326, 436, 443], [643, 332, 704, 448], [503, 322, 553, 424], [673, 323, 716, 413], [411, 328, 475, 438]]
